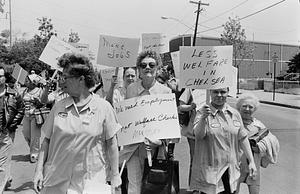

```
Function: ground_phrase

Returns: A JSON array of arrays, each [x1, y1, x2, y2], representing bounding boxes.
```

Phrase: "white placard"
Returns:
[[115, 94, 181, 146], [70, 42, 89, 57], [100, 67, 123, 93], [228, 66, 238, 97], [12, 64, 28, 85], [97, 35, 139, 67], [39, 36, 78, 71], [171, 51, 180, 78], [141, 33, 168, 54], [179, 46, 233, 89]]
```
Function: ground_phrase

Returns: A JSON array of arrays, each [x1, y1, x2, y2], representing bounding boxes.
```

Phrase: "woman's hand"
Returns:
[[33, 170, 44, 193], [110, 173, 122, 194], [248, 161, 258, 180], [144, 137, 162, 148], [200, 104, 211, 119]]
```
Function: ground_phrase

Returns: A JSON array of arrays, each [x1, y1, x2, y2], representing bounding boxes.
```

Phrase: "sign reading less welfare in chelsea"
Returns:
[[114, 93, 181, 146], [179, 45, 233, 89]]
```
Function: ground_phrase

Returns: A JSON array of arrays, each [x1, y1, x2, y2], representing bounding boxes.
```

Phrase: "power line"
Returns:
[[200, 0, 249, 25], [198, 0, 286, 34]]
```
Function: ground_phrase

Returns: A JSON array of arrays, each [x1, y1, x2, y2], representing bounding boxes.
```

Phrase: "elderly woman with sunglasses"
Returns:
[[119, 50, 172, 194], [33, 53, 122, 194]]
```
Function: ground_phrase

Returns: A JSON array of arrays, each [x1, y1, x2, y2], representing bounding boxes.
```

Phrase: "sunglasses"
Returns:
[[139, 62, 157, 69]]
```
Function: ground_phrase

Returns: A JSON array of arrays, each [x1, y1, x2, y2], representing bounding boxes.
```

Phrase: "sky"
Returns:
[[0, 0, 299, 55]]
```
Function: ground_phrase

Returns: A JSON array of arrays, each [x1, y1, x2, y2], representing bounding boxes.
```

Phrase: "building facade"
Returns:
[[169, 34, 300, 79]]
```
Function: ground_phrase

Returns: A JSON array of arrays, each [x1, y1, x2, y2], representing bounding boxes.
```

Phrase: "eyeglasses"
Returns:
[[139, 62, 157, 69], [59, 74, 78, 82]]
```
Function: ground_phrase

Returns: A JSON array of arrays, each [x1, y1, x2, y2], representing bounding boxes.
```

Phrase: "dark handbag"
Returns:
[[178, 89, 194, 126], [178, 111, 191, 126], [249, 128, 269, 147], [141, 148, 180, 194]]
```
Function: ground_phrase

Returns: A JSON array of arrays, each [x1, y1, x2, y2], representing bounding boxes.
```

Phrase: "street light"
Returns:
[[161, 16, 194, 31]]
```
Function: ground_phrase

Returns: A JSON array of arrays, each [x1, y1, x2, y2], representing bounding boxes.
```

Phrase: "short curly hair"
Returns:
[[236, 93, 260, 111], [58, 53, 95, 88], [136, 50, 162, 68]]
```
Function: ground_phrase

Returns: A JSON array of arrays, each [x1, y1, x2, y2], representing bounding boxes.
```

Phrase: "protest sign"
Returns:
[[100, 67, 123, 93], [39, 36, 78, 71], [70, 42, 89, 57], [179, 45, 233, 89], [97, 35, 139, 67], [12, 64, 28, 85], [227, 66, 238, 97], [171, 51, 180, 78], [141, 33, 168, 54], [191, 89, 207, 111], [115, 93, 181, 146]]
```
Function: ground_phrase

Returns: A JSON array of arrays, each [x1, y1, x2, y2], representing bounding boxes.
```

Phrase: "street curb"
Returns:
[[260, 100, 300, 110]]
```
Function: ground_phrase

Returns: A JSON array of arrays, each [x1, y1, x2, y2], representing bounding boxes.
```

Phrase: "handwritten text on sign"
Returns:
[[115, 94, 181, 146], [179, 46, 233, 89], [142, 33, 168, 54], [97, 35, 139, 67]]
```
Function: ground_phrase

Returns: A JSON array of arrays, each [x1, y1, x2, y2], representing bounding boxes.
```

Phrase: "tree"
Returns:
[[68, 30, 80, 43], [220, 16, 253, 67], [0, 29, 10, 45], [287, 52, 300, 73], [220, 16, 253, 94]]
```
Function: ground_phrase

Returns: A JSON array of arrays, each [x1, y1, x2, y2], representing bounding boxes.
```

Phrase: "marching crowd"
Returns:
[[0, 51, 279, 194]]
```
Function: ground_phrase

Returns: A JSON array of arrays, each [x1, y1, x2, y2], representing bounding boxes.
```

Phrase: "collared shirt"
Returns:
[[42, 94, 121, 193], [119, 79, 171, 163], [190, 103, 247, 194], [23, 87, 43, 117]]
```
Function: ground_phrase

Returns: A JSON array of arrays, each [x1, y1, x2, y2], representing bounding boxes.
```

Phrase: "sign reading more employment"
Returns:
[[142, 33, 168, 54], [179, 46, 233, 89], [115, 93, 181, 146], [39, 36, 78, 71], [97, 35, 139, 67]]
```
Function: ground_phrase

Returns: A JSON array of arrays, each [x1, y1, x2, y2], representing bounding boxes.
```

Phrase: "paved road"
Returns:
[[4, 99, 300, 194]]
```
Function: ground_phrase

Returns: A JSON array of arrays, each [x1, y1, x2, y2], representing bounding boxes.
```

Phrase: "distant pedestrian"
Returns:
[[235, 93, 279, 194], [21, 74, 44, 163], [0, 66, 24, 192], [190, 87, 257, 194], [106, 67, 137, 106], [33, 53, 121, 194]]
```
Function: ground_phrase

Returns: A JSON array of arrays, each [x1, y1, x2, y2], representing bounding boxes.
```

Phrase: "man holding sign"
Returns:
[[119, 50, 177, 194]]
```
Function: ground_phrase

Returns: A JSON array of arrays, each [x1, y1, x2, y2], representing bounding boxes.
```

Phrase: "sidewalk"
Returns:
[[238, 89, 300, 109]]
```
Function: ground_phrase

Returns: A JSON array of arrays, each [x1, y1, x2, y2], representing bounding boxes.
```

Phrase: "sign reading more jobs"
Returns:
[[114, 94, 181, 146], [97, 35, 139, 67], [179, 46, 233, 89]]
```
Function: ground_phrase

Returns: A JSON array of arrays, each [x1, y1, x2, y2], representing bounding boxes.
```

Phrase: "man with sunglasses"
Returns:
[[119, 50, 172, 194]]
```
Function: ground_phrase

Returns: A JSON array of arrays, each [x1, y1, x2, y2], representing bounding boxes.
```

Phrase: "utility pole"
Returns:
[[272, 52, 278, 101], [9, 0, 12, 48], [190, 1, 209, 46]]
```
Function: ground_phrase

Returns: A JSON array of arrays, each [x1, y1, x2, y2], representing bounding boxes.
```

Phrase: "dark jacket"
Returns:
[[0, 85, 25, 133]]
